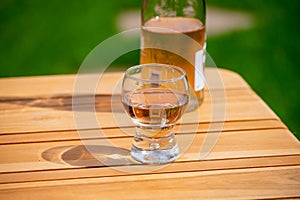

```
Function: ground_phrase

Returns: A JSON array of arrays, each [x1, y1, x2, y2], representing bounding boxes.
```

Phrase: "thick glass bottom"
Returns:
[[131, 144, 179, 164]]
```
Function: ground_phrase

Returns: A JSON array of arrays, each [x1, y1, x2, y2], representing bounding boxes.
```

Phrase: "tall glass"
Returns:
[[121, 64, 189, 164], [140, 0, 206, 111]]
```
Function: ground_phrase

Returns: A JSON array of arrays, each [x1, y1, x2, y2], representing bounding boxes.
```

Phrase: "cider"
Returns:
[[140, 17, 206, 110]]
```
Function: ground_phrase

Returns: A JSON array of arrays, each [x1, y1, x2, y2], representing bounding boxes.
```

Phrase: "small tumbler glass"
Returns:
[[121, 64, 189, 164]]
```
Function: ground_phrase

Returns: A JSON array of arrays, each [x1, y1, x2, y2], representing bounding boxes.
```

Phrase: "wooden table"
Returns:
[[0, 68, 299, 199]]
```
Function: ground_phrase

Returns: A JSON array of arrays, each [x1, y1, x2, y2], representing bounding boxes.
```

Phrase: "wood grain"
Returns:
[[0, 68, 249, 99], [0, 68, 299, 200], [0, 92, 278, 134], [0, 129, 299, 174], [0, 166, 299, 200]]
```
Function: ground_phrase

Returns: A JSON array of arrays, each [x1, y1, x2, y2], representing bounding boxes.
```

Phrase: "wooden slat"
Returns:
[[0, 88, 256, 111], [0, 94, 278, 134], [0, 68, 249, 99], [0, 129, 299, 174], [0, 153, 299, 185], [0, 166, 299, 200]]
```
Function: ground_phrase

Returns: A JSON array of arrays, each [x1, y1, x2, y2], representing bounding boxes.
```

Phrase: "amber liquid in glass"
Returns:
[[122, 87, 188, 151], [122, 88, 188, 127]]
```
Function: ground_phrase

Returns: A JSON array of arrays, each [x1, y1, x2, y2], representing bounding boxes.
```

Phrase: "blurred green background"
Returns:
[[0, 0, 299, 139]]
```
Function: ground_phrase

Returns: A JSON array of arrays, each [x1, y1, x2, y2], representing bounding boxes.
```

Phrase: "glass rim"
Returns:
[[125, 63, 187, 83]]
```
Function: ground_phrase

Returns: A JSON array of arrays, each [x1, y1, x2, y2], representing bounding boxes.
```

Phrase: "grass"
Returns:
[[207, 0, 300, 139], [0, 0, 140, 76], [0, 0, 299, 139]]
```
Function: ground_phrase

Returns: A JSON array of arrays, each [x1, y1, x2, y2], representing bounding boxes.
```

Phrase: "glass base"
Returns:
[[131, 144, 179, 164]]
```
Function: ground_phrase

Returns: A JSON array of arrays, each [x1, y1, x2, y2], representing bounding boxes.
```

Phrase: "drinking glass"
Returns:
[[121, 64, 189, 164]]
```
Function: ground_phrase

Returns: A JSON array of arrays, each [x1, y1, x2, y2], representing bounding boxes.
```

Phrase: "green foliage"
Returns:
[[207, 0, 300, 139], [0, 0, 141, 76]]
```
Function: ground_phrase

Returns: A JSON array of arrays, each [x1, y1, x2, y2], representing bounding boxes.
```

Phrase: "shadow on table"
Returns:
[[1, 94, 123, 113], [41, 145, 135, 167]]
